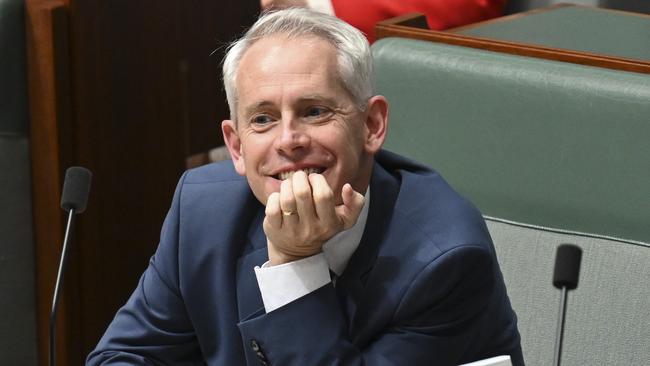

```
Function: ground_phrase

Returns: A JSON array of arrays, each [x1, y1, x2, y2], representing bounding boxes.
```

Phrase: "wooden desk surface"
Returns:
[[454, 5, 650, 62], [376, 4, 650, 74]]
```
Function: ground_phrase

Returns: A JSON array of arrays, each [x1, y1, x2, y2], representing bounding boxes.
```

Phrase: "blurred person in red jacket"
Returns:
[[261, 0, 506, 43]]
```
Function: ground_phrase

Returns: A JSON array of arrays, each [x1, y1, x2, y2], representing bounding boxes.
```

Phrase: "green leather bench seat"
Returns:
[[373, 37, 650, 244], [372, 37, 650, 366]]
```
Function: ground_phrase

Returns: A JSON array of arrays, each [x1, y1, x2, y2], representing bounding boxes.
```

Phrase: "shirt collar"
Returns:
[[321, 187, 370, 275]]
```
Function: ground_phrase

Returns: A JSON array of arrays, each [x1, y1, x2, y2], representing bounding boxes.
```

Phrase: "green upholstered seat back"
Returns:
[[372, 37, 650, 366], [373, 37, 650, 244], [487, 219, 650, 366]]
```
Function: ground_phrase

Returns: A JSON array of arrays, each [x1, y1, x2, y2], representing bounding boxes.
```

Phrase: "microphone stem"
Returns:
[[553, 286, 568, 366], [50, 209, 75, 366]]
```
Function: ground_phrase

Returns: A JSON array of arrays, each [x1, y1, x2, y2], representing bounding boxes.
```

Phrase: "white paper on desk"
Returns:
[[459, 355, 511, 366]]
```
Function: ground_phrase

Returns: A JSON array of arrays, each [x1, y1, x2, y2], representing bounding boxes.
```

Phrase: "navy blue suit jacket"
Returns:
[[88, 150, 523, 365]]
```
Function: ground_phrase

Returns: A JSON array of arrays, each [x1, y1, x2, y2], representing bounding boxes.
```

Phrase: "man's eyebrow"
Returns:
[[242, 95, 338, 116], [242, 101, 275, 117], [297, 95, 338, 105]]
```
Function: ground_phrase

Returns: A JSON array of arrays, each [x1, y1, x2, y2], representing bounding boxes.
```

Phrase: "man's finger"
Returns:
[[292, 170, 316, 221], [279, 178, 298, 217], [265, 192, 282, 229], [309, 173, 336, 226], [335, 183, 365, 230]]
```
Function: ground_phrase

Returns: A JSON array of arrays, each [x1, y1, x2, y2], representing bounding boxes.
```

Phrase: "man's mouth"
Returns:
[[274, 167, 326, 180]]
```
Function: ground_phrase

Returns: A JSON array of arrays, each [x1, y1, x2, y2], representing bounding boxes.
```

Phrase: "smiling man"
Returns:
[[88, 8, 523, 366], [221, 30, 385, 267]]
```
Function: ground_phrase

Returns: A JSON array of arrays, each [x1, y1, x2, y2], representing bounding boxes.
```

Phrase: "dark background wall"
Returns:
[[23, 0, 259, 364], [68, 1, 258, 362]]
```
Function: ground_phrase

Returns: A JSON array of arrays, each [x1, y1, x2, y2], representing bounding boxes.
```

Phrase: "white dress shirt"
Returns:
[[254, 189, 370, 312]]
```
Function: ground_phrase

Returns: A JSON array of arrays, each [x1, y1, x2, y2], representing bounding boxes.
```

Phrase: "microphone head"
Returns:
[[60, 166, 92, 213], [553, 244, 583, 290]]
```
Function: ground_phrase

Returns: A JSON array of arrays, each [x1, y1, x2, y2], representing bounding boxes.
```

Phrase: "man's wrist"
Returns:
[[268, 250, 304, 266], [267, 239, 323, 266]]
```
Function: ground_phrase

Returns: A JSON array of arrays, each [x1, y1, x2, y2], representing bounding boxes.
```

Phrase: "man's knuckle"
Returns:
[[265, 205, 278, 215], [313, 188, 333, 203], [280, 195, 296, 206], [294, 187, 311, 200]]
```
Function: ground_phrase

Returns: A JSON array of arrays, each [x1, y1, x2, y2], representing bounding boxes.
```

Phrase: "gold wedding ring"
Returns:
[[282, 210, 297, 216]]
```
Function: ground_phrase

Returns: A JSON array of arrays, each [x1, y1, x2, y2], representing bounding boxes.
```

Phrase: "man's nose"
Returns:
[[274, 119, 311, 157]]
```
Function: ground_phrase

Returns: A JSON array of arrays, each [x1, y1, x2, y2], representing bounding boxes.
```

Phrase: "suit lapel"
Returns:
[[236, 210, 268, 321], [337, 161, 401, 340]]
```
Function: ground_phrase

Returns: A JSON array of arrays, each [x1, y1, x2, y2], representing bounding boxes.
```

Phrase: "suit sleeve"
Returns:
[[86, 172, 203, 365], [330, 0, 505, 42], [237, 244, 507, 365]]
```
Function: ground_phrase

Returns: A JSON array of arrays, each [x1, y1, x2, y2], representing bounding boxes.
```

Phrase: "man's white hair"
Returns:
[[222, 8, 374, 122]]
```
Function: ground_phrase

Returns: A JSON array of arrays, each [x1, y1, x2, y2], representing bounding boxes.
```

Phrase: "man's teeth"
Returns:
[[278, 168, 322, 180]]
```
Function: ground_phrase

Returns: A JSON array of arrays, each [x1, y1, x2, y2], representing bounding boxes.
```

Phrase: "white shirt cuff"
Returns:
[[306, 0, 335, 15], [254, 253, 331, 313]]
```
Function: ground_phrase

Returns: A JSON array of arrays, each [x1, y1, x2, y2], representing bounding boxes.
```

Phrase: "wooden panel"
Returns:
[[25, 1, 72, 365], [375, 6, 650, 74]]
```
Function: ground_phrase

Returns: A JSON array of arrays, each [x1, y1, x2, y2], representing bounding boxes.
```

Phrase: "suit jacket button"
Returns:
[[250, 340, 260, 352], [256, 351, 266, 360]]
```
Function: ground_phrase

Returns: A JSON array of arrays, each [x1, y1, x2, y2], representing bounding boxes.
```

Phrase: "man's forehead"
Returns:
[[239, 34, 336, 70], [249, 32, 333, 51], [235, 34, 345, 106]]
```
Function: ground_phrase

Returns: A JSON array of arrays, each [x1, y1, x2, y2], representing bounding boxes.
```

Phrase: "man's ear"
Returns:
[[221, 119, 246, 176], [363, 95, 389, 154]]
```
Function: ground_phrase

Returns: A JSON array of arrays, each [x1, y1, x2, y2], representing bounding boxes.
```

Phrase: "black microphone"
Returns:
[[60, 166, 92, 213], [50, 167, 92, 366], [552, 244, 582, 366]]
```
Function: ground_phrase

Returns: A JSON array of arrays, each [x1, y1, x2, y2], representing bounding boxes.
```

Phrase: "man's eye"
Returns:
[[252, 115, 273, 125], [305, 106, 329, 119]]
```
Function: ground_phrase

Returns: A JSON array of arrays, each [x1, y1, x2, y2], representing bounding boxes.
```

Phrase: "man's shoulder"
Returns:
[[375, 150, 491, 252], [376, 149, 480, 220], [174, 160, 253, 209], [168, 160, 261, 240], [182, 159, 246, 185]]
